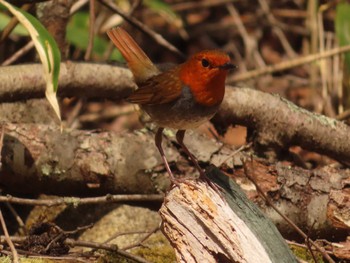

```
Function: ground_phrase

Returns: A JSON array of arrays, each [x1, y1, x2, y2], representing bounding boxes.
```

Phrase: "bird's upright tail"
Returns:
[[107, 27, 160, 83]]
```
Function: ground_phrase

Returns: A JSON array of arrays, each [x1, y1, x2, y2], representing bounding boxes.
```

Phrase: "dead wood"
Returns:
[[159, 166, 298, 263], [230, 158, 350, 239], [1, 63, 349, 165], [0, 123, 168, 195], [0, 122, 349, 237]]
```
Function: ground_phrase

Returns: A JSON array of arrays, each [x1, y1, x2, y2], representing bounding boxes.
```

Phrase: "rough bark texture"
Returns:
[[230, 159, 350, 239], [36, 0, 75, 59], [0, 123, 173, 195], [0, 123, 349, 238], [1, 63, 349, 164], [213, 87, 350, 165], [159, 166, 298, 263]]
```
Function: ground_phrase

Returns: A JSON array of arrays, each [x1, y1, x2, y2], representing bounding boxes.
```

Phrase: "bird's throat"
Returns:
[[180, 68, 226, 107]]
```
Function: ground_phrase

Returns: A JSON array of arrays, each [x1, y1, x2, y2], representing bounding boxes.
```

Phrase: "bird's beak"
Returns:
[[218, 62, 237, 70]]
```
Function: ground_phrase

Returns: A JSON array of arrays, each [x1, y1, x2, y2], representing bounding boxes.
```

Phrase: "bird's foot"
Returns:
[[199, 173, 225, 200], [169, 176, 200, 191]]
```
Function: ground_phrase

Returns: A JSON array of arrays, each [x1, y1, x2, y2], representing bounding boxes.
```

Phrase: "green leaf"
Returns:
[[335, 1, 350, 70], [67, 11, 123, 61], [0, 0, 61, 121]]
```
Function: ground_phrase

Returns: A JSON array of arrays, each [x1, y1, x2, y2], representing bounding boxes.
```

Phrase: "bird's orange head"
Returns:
[[179, 50, 235, 107]]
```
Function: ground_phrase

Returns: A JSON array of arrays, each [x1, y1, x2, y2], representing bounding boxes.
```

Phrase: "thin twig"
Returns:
[[1, 41, 35, 66], [229, 44, 350, 83], [0, 194, 164, 207], [84, 0, 96, 61], [171, 0, 235, 11], [65, 239, 152, 263], [70, 0, 89, 15], [242, 158, 336, 263], [0, 209, 19, 263], [258, 0, 297, 58], [4, 202, 27, 235], [81, 228, 152, 253], [219, 142, 252, 167], [305, 221, 318, 263], [99, 0, 184, 58], [286, 240, 335, 256], [121, 224, 160, 250], [66, 99, 84, 128], [0, 4, 32, 43], [64, 224, 94, 235], [226, 3, 266, 68], [336, 108, 350, 121], [0, 126, 4, 170]]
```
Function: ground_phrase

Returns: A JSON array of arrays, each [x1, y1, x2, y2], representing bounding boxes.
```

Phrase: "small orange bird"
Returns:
[[107, 27, 235, 184]]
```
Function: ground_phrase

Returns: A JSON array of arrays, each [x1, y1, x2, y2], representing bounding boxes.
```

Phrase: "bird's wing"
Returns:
[[107, 27, 160, 83], [127, 68, 183, 105]]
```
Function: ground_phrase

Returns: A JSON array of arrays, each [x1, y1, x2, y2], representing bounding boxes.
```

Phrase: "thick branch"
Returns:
[[1, 63, 350, 163], [0, 123, 348, 237], [0, 123, 171, 195], [0, 62, 135, 102], [213, 87, 350, 164]]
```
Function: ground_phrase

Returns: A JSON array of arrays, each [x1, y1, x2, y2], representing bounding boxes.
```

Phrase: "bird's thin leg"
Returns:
[[176, 130, 205, 177], [155, 127, 177, 183], [176, 130, 223, 193]]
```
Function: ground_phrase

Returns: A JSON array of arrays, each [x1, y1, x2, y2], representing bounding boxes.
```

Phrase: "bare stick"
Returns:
[[172, 0, 235, 11], [0, 209, 19, 263], [0, 4, 31, 43], [258, 0, 297, 58], [229, 45, 350, 83], [65, 239, 152, 263], [0, 194, 163, 207], [1, 41, 35, 66], [121, 224, 160, 250], [84, 0, 96, 61], [99, 0, 184, 58], [4, 202, 27, 235]]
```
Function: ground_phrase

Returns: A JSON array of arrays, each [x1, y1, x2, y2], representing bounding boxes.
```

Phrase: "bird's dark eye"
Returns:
[[201, 58, 210, 68]]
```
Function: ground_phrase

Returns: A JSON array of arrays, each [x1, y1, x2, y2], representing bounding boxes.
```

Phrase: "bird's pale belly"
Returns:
[[142, 88, 221, 129]]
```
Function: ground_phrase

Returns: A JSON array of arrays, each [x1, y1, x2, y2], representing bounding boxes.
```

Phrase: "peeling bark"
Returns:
[[0, 123, 348, 238], [0, 123, 174, 195], [36, 0, 75, 59], [159, 167, 297, 263], [231, 158, 350, 238]]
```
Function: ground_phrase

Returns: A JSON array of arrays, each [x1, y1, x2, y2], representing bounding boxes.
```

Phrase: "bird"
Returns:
[[107, 27, 235, 185]]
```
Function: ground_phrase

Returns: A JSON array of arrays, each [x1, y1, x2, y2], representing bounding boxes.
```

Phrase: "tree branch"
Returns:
[[213, 87, 350, 165], [1, 63, 350, 164], [0, 62, 135, 102]]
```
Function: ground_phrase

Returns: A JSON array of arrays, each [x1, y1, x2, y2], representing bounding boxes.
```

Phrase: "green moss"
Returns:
[[132, 233, 176, 263], [63, 197, 80, 208], [98, 251, 136, 263], [289, 244, 325, 263], [41, 163, 52, 176], [40, 164, 65, 178], [0, 257, 11, 263]]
